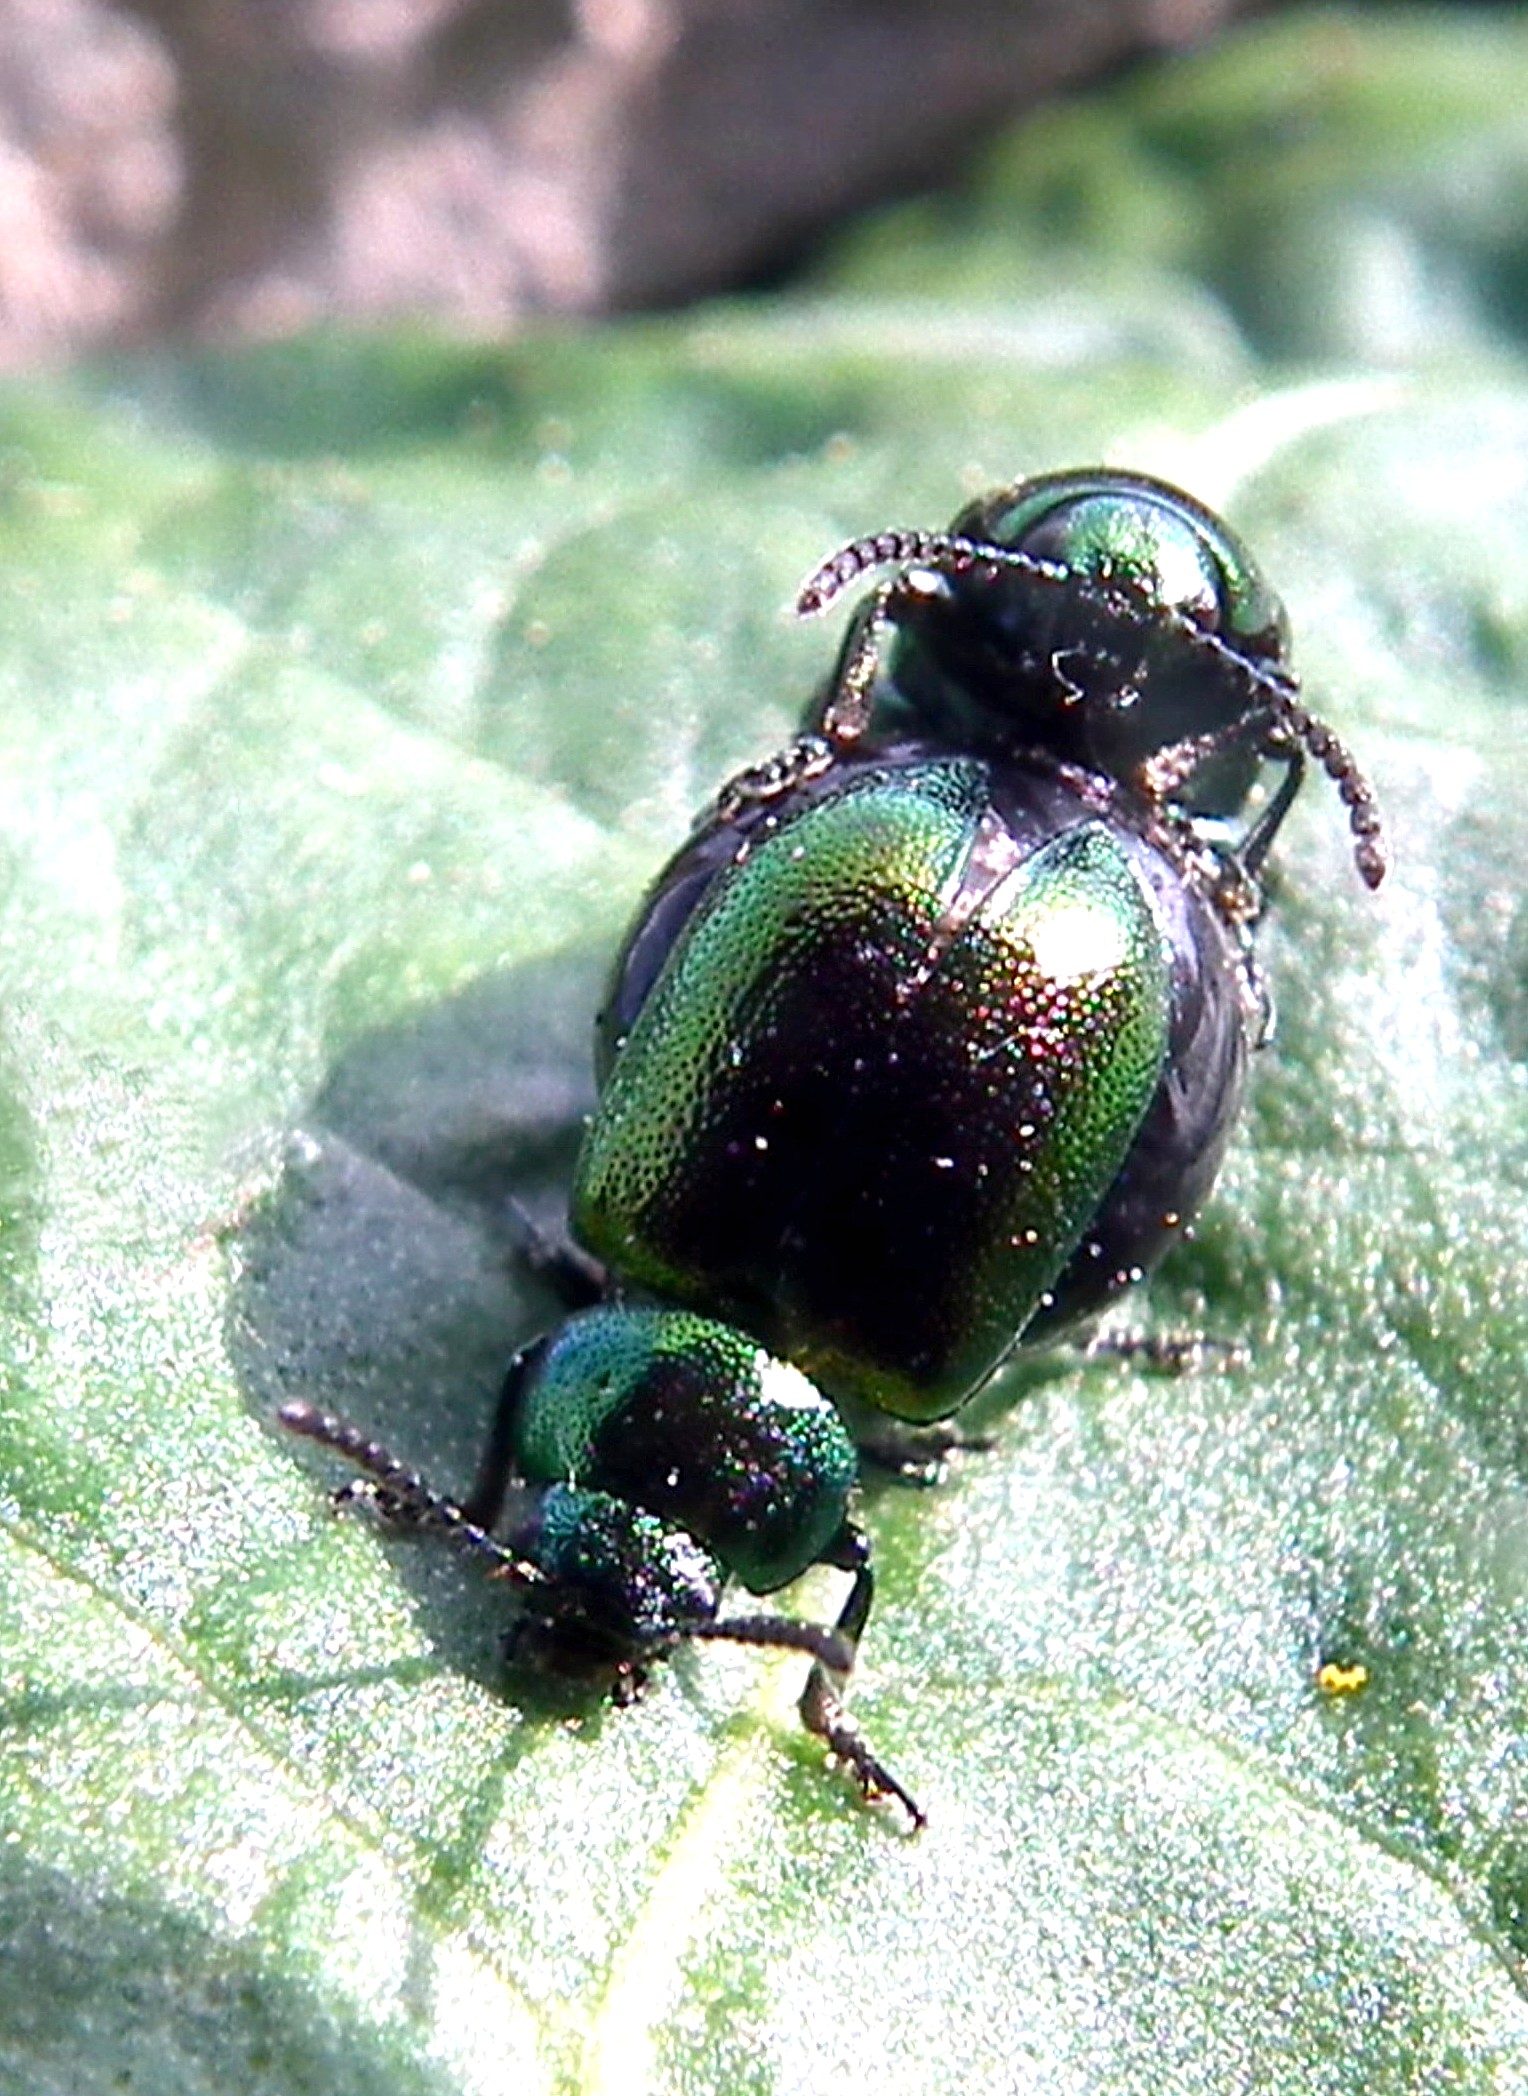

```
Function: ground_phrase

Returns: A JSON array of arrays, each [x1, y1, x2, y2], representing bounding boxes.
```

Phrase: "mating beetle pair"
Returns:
[[284, 468, 1384, 1828]]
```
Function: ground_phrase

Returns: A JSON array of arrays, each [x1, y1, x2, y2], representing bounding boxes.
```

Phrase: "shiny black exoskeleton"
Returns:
[[284, 469, 1385, 1828]]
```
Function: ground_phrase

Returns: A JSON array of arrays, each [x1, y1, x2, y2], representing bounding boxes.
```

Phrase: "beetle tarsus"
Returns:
[[1083, 1327, 1249, 1375], [712, 734, 836, 821], [799, 1659, 926, 1832], [854, 1417, 993, 1486]]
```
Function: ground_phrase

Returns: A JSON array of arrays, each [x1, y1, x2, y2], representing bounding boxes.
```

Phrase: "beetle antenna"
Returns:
[[1262, 687, 1387, 889], [1188, 635, 1386, 889], [279, 1399, 536, 1580], [1137, 645, 1386, 891], [795, 529, 975, 617], [800, 524, 1387, 890]]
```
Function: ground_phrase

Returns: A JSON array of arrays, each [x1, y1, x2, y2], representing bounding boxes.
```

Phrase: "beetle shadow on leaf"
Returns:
[[0, 1851, 463, 2096], [228, 943, 624, 1718]]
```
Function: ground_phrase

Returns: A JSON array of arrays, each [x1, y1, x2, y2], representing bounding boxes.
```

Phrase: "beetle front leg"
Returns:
[[458, 1338, 549, 1530], [798, 1526, 926, 1830]]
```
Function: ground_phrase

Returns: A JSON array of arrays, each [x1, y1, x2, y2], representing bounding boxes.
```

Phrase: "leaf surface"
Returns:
[[5, 13, 1528, 2092]]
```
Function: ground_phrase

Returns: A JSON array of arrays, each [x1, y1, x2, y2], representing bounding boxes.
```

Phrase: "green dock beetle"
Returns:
[[284, 468, 1385, 1827]]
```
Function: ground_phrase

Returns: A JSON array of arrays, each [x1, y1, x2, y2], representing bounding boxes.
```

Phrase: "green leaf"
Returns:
[[5, 10, 1528, 2091]]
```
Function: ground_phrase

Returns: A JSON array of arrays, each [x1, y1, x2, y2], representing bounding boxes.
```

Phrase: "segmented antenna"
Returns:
[[795, 529, 976, 616], [1263, 687, 1387, 889], [795, 528, 1389, 890], [279, 1399, 533, 1578]]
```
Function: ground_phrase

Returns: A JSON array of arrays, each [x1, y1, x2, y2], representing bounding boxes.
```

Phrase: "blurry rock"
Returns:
[[0, 0, 179, 359], [0, 0, 1255, 361]]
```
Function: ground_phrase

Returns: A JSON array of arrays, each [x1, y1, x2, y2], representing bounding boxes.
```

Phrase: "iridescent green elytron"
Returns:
[[574, 758, 1172, 1421], [284, 467, 1385, 1831]]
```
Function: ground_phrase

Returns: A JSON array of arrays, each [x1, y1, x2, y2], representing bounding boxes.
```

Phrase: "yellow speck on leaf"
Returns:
[[1316, 1661, 1369, 1697]]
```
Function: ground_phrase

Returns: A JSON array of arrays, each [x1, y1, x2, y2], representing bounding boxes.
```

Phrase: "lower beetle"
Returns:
[[284, 469, 1384, 1827], [282, 1302, 919, 1822]]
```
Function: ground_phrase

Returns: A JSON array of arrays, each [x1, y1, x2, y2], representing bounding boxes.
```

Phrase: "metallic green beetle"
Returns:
[[287, 469, 1384, 1827]]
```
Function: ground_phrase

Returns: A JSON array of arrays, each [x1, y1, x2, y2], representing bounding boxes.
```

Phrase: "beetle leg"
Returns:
[[1235, 748, 1305, 879], [695, 1524, 924, 1829], [852, 1416, 993, 1486], [504, 1195, 608, 1310], [1082, 1326, 1249, 1375], [455, 1337, 553, 1530], [813, 581, 897, 745], [1137, 707, 1273, 812], [796, 1533, 926, 1831], [710, 732, 836, 824]]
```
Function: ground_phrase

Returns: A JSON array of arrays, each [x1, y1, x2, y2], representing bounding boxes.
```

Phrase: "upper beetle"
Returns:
[[574, 469, 1385, 1422]]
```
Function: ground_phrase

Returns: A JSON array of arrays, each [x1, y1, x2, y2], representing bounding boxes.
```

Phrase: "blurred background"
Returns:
[[0, 0, 1275, 360]]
